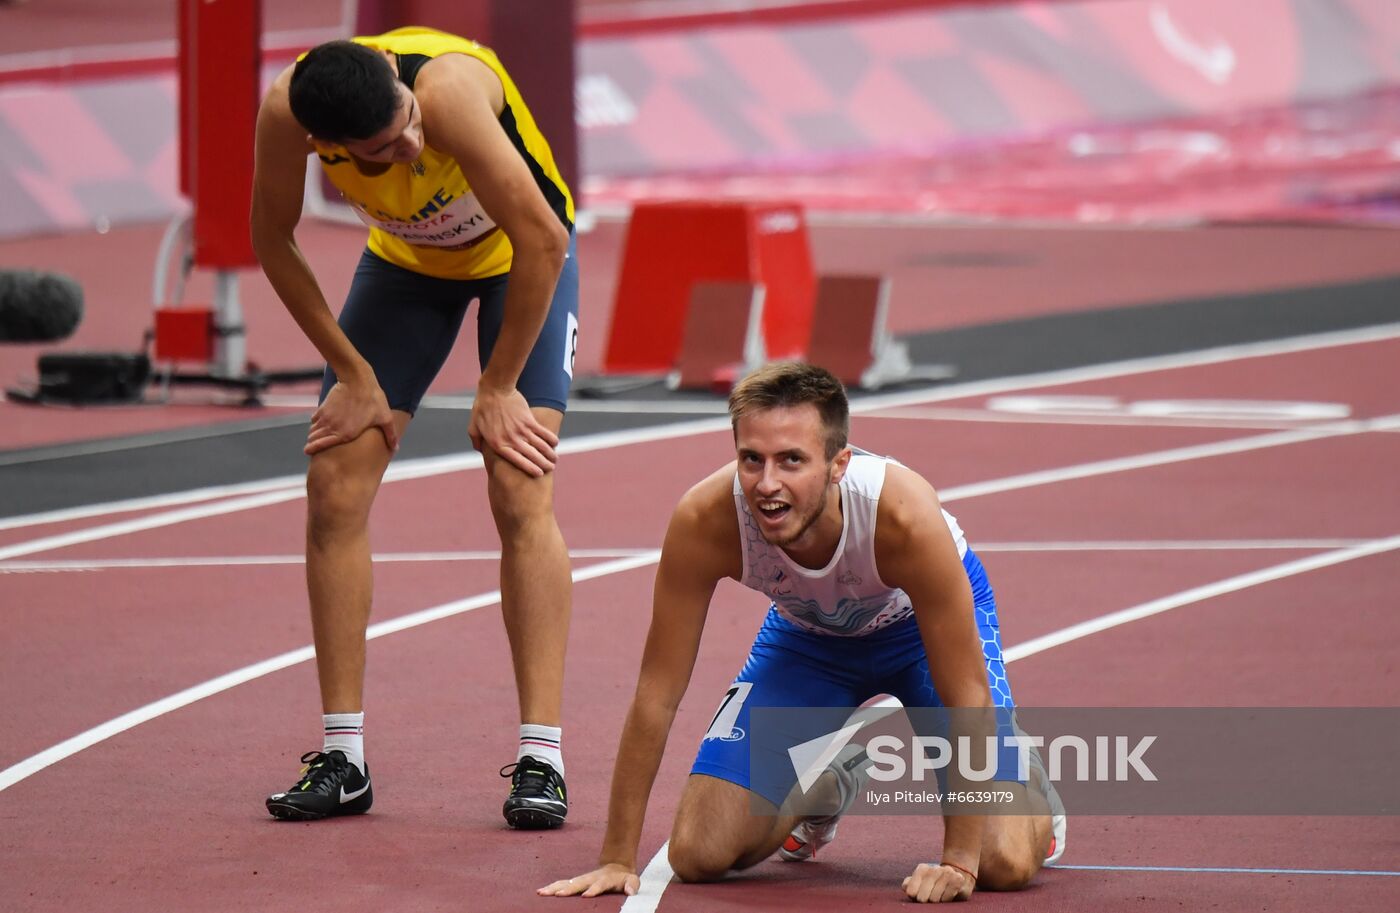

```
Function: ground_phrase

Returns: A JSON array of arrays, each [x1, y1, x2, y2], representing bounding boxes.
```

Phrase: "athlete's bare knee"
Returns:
[[667, 832, 732, 884], [666, 773, 761, 882], [306, 454, 380, 544], [485, 459, 555, 536]]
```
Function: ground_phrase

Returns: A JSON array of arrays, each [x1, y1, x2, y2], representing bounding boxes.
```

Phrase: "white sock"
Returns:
[[517, 724, 563, 777], [323, 712, 366, 774]]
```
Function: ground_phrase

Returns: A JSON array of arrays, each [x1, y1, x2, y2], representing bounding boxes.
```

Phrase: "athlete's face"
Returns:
[[344, 83, 424, 164], [735, 404, 850, 554]]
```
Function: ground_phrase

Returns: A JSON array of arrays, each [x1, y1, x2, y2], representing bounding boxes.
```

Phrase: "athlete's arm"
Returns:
[[414, 54, 569, 478], [250, 65, 399, 454], [875, 464, 991, 903], [539, 467, 742, 898]]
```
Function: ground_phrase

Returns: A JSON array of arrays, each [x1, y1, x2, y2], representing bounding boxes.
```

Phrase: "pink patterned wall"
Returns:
[[1, 0, 1397, 236]]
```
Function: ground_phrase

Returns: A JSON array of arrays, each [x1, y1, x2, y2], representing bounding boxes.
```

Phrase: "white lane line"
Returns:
[[0, 488, 311, 562], [2, 322, 1398, 899], [974, 539, 1371, 552], [3, 533, 1397, 906], [3, 407, 1396, 782], [0, 476, 309, 534], [0, 540, 1370, 574], [3, 410, 1394, 565], [4, 320, 1398, 536], [842, 321, 1400, 415], [0, 418, 730, 537], [0, 552, 660, 793], [618, 847, 677, 913], [936, 414, 1400, 503], [1054, 864, 1400, 876], [861, 406, 1338, 431], [0, 549, 660, 573], [259, 393, 735, 415], [0, 419, 730, 559], [623, 532, 1400, 908], [1003, 534, 1400, 662]]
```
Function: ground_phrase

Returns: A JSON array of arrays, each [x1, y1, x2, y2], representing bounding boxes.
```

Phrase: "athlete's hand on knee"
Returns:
[[468, 386, 559, 477], [902, 862, 975, 903], [306, 381, 399, 455], [536, 864, 640, 897]]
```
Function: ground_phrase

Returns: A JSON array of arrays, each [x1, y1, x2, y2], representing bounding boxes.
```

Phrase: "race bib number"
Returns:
[[563, 312, 578, 378], [704, 682, 752, 742]]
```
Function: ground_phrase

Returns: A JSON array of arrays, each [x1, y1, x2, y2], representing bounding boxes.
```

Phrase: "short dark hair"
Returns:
[[728, 362, 850, 461], [289, 40, 401, 142]]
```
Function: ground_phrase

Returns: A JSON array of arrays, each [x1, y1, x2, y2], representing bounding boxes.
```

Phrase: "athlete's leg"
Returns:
[[267, 249, 471, 820], [483, 408, 571, 727], [478, 234, 579, 827], [477, 235, 578, 730], [304, 411, 412, 713], [304, 251, 471, 716], [674, 610, 865, 880], [668, 773, 847, 882]]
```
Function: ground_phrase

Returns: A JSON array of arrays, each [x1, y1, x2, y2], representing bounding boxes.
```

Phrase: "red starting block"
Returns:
[[806, 274, 955, 390], [670, 281, 766, 392]]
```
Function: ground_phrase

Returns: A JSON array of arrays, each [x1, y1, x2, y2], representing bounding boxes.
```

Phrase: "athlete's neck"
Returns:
[[780, 484, 845, 570], [351, 157, 393, 176]]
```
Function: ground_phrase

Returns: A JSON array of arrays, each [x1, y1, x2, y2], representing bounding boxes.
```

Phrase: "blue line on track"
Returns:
[[1055, 865, 1400, 877]]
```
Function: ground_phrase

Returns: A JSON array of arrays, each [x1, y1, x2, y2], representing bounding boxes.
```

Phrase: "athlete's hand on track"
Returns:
[[537, 864, 640, 897], [305, 381, 399, 455], [902, 862, 976, 903], [468, 385, 558, 477]]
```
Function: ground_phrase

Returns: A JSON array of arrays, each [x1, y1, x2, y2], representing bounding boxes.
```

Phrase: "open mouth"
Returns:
[[757, 500, 791, 522]]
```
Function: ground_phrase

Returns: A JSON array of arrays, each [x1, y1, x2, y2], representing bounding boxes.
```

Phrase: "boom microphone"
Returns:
[[0, 269, 84, 342]]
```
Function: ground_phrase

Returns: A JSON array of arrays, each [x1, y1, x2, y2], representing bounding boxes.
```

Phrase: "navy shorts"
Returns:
[[321, 231, 580, 414], [691, 549, 1022, 807]]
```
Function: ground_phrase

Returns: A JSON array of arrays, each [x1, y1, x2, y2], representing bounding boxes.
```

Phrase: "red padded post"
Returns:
[[180, 0, 260, 269], [604, 200, 814, 374]]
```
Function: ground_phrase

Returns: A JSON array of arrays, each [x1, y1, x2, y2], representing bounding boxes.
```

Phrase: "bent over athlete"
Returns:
[[251, 27, 577, 828]]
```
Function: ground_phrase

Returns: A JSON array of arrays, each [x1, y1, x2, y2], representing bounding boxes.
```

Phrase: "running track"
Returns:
[[2, 328, 1399, 912]]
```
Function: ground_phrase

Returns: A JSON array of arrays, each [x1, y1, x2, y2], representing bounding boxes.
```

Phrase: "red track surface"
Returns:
[[4, 4, 1397, 909], [3, 332, 1398, 912]]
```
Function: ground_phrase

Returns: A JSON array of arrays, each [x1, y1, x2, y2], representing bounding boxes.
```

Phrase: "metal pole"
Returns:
[[212, 270, 246, 378]]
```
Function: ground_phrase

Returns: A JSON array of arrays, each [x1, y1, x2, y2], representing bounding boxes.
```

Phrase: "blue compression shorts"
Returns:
[[321, 231, 580, 415], [690, 549, 1021, 807]]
